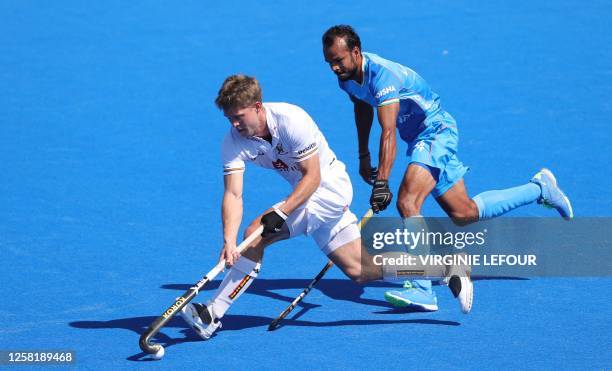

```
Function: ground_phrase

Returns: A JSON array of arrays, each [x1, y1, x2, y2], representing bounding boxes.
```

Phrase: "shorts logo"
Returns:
[[415, 141, 427, 152], [398, 113, 413, 124], [375, 85, 396, 99], [272, 159, 289, 171]]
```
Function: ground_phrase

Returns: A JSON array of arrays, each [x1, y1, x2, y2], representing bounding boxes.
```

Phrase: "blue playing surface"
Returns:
[[1, 1, 611, 369]]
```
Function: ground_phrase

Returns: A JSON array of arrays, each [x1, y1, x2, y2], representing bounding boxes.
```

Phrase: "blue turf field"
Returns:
[[1, 1, 611, 369]]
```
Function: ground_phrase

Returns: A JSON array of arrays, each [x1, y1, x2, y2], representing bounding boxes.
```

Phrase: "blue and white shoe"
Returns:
[[384, 280, 438, 311], [530, 168, 574, 219]]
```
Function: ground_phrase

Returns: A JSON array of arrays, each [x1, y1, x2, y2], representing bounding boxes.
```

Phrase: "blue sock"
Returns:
[[402, 216, 432, 292], [473, 183, 541, 219]]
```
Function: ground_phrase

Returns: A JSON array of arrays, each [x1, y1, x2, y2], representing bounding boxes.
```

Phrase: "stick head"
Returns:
[[267, 320, 281, 331]]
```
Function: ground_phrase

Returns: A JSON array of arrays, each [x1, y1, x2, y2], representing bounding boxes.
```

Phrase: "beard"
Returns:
[[336, 65, 358, 81], [335, 53, 359, 81]]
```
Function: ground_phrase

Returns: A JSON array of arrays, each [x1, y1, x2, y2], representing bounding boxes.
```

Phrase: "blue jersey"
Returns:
[[338, 52, 444, 143]]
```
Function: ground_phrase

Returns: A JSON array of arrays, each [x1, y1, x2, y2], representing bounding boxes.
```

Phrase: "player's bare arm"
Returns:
[[280, 154, 321, 215], [352, 96, 376, 185], [259, 154, 321, 239], [375, 102, 398, 181], [221, 171, 244, 266], [367, 102, 399, 213]]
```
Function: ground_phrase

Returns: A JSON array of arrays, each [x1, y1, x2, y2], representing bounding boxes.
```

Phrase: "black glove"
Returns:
[[261, 208, 288, 237], [370, 179, 393, 213]]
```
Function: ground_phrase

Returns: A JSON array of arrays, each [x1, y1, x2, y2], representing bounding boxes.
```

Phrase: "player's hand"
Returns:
[[261, 208, 288, 238], [221, 243, 240, 267], [359, 154, 377, 185], [370, 179, 393, 213]]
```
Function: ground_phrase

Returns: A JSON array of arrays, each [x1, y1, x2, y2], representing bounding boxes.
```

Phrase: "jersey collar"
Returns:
[[358, 52, 367, 86], [248, 103, 278, 149]]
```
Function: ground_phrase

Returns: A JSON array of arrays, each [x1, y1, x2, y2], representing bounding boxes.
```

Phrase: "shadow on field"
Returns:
[[69, 276, 526, 361]]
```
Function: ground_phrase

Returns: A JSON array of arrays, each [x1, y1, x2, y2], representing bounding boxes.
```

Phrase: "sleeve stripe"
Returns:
[[292, 147, 318, 160], [378, 98, 400, 107], [223, 166, 245, 173]]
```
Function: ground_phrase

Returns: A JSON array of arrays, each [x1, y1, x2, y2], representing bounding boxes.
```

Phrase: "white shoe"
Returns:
[[179, 302, 221, 339], [443, 259, 473, 314]]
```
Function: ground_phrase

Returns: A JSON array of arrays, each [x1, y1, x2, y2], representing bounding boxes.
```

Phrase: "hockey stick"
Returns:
[[268, 209, 374, 331], [139, 225, 263, 359]]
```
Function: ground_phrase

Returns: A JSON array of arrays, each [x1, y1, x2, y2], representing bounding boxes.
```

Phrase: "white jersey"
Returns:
[[221, 102, 338, 187], [222, 102, 358, 249]]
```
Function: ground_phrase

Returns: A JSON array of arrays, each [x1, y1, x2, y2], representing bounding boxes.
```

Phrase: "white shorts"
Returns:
[[275, 161, 361, 255]]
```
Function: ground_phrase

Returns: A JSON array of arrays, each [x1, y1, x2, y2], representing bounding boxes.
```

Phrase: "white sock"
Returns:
[[208, 257, 260, 318]]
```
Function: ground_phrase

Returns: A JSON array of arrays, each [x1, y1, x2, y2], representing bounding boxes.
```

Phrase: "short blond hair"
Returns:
[[215, 74, 262, 110]]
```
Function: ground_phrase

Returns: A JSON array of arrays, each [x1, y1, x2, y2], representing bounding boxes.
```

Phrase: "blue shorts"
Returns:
[[405, 111, 469, 198]]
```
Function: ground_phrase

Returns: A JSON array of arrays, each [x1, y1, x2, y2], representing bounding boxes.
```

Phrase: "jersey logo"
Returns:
[[375, 85, 396, 99], [272, 159, 289, 171], [275, 142, 288, 155], [248, 151, 265, 161], [297, 142, 316, 155]]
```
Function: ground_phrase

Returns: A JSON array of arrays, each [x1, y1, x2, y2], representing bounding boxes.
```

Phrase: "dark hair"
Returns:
[[322, 24, 361, 51]]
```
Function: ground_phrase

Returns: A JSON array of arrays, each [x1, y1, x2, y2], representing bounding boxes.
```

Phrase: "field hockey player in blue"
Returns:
[[322, 25, 573, 311]]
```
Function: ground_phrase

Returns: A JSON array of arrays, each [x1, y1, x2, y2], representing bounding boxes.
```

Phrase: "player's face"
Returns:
[[224, 103, 262, 137], [323, 37, 360, 81]]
